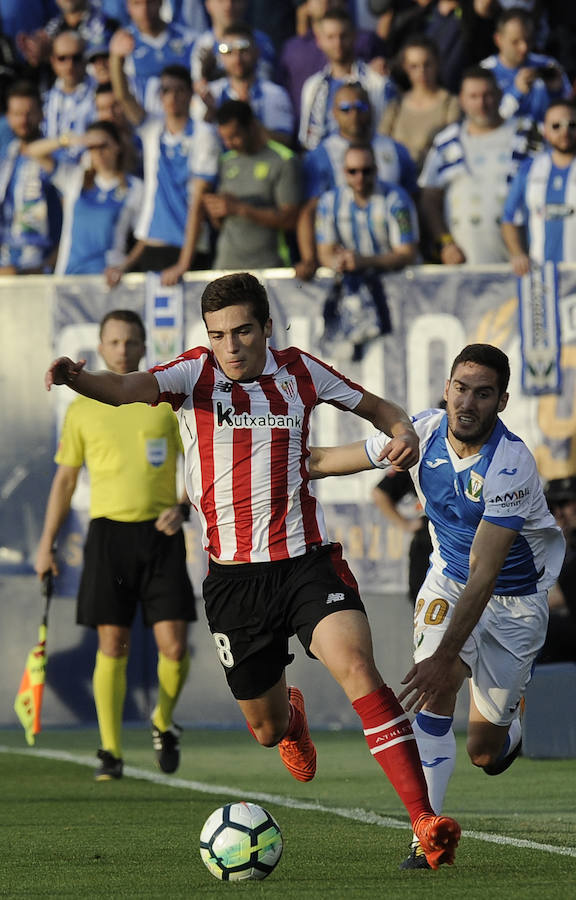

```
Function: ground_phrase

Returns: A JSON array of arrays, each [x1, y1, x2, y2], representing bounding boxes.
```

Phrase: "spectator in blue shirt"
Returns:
[[480, 7, 570, 124]]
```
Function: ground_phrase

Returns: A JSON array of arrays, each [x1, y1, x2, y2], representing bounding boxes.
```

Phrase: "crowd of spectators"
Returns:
[[1, 0, 576, 281]]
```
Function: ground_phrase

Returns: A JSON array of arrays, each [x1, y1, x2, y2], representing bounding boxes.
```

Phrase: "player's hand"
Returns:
[[160, 262, 187, 286], [382, 429, 419, 470], [45, 357, 86, 391], [155, 505, 185, 536], [35, 546, 58, 579], [109, 29, 135, 58], [510, 253, 531, 277], [440, 242, 466, 265], [515, 66, 537, 94], [398, 654, 461, 713], [105, 265, 124, 288], [294, 259, 317, 282]]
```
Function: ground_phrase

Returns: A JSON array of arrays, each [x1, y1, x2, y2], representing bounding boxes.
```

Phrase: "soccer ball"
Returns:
[[199, 801, 283, 881]]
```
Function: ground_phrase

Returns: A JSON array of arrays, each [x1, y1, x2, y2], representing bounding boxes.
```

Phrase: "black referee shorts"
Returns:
[[77, 518, 197, 628], [202, 543, 365, 700]]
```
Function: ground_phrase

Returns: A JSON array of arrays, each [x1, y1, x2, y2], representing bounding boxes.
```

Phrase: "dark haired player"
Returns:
[[44, 272, 461, 870]]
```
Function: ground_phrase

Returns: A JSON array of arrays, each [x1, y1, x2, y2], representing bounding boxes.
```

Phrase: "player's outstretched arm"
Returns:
[[45, 357, 159, 406], [309, 441, 373, 479], [399, 519, 519, 712]]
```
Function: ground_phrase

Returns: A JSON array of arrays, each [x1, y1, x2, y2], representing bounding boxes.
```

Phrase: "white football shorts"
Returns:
[[413, 568, 549, 726]]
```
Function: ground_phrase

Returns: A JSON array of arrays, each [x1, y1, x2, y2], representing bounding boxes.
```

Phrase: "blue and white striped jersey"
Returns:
[[43, 80, 95, 163], [410, 409, 565, 595], [193, 77, 294, 136], [480, 51, 571, 123], [302, 133, 417, 200], [124, 23, 196, 116], [135, 116, 219, 245], [315, 181, 418, 254], [418, 117, 532, 263], [501, 151, 576, 265]]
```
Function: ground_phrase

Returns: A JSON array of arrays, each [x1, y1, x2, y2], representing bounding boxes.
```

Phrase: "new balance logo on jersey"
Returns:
[[498, 467, 517, 476], [214, 381, 233, 392], [426, 458, 448, 468], [216, 402, 302, 429], [326, 592, 344, 604]]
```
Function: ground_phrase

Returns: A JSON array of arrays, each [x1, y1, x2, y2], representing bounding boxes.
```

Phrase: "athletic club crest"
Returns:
[[277, 376, 297, 401], [465, 471, 484, 502]]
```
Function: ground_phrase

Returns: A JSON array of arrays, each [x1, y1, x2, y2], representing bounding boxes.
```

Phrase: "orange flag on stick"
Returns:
[[14, 573, 53, 745]]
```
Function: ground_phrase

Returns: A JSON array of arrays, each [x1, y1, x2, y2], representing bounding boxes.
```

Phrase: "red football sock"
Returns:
[[353, 685, 433, 825]]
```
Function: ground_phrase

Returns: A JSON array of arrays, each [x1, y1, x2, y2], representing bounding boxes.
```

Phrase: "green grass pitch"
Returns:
[[1, 728, 575, 898]]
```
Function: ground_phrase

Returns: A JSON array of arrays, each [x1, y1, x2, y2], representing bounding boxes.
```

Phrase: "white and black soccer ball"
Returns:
[[199, 801, 283, 882]]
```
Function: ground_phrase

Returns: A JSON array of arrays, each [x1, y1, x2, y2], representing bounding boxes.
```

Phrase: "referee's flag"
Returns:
[[14, 573, 53, 745]]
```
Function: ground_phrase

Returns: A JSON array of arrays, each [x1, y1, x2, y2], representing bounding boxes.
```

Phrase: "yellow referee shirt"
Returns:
[[55, 396, 183, 522]]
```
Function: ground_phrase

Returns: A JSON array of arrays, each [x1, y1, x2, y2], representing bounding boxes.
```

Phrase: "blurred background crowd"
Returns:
[[0, 0, 575, 285]]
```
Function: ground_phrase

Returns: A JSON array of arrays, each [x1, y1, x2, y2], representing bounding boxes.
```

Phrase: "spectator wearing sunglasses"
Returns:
[[502, 100, 576, 275], [299, 9, 396, 151], [193, 23, 294, 147], [296, 82, 417, 281], [16, 0, 117, 73], [191, 0, 276, 89], [109, 0, 197, 118], [43, 31, 96, 163], [315, 143, 418, 277]]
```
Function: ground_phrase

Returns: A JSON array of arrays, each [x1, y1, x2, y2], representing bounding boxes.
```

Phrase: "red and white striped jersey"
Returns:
[[151, 345, 364, 562]]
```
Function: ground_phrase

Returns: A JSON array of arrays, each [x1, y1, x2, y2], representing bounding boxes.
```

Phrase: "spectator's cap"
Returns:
[[85, 42, 109, 61], [544, 477, 576, 504]]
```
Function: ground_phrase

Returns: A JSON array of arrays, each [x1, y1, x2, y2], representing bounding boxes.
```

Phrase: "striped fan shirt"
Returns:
[[151, 345, 363, 562]]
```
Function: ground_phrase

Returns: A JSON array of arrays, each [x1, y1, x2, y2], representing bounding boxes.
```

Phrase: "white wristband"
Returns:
[[365, 433, 392, 468]]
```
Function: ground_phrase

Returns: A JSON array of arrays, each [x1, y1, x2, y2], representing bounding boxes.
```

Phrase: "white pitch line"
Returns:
[[2, 745, 575, 860]]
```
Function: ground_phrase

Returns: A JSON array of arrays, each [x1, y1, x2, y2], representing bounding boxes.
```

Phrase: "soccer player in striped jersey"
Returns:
[[45, 271, 461, 871], [310, 343, 565, 869], [501, 100, 576, 276]]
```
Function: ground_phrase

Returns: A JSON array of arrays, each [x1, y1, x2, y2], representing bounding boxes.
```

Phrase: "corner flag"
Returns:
[[14, 573, 53, 745]]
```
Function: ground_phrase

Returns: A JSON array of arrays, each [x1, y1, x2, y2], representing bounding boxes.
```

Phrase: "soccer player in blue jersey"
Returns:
[[480, 8, 570, 124], [501, 100, 576, 276], [309, 343, 565, 869]]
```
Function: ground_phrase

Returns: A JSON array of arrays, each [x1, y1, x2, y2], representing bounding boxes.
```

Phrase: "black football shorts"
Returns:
[[202, 543, 365, 700]]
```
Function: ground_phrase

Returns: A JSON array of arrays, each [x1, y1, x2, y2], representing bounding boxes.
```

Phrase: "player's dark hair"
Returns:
[[459, 65, 498, 91], [320, 9, 354, 29], [83, 120, 127, 188], [496, 7, 533, 32], [201, 273, 270, 330], [450, 344, 510, 396], [221, 23, 255, 42], [99, 309, 146, 342], [216, 99, 254, 129], [545, 100, 576, 120], [334, 82, 369, 103], [6, 80, 42, 106], [400, 35, 440, 65], [160, 64, 192, 90]]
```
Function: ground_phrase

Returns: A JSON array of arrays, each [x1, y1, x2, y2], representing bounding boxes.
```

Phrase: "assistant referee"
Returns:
[[36, 309, 196, 780]]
